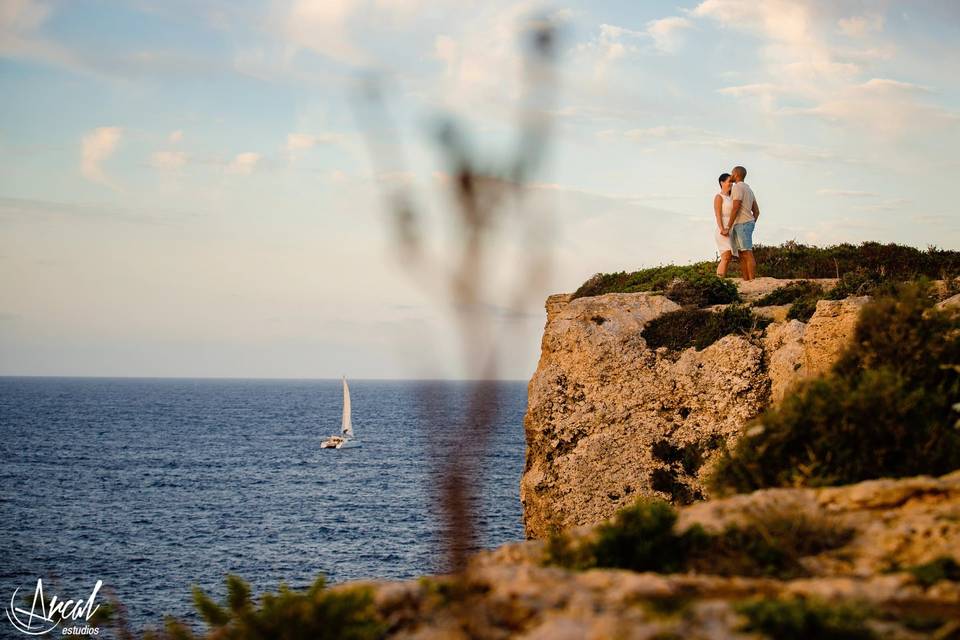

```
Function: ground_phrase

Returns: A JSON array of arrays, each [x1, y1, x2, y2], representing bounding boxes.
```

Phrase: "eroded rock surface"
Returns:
[[521, 292, 769, 539], [364, 472, 960, 640], [522, 284, 869, 539]]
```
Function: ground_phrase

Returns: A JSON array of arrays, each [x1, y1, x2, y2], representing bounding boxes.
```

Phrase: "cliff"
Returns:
[[521, 278, 868, 539]]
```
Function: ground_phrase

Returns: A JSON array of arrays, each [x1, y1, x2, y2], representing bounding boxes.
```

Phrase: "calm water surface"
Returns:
[[0, 377, 527, 633]]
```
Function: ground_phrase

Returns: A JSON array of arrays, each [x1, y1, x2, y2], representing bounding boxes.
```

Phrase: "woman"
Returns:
[[714, 172, 737, 276]]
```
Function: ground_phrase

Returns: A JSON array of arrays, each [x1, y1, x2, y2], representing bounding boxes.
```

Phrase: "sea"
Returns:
[[0, 377, 527, 634]]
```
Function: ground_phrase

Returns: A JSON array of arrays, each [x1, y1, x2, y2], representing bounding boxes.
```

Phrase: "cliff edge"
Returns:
[[521, 278, 867, 538]]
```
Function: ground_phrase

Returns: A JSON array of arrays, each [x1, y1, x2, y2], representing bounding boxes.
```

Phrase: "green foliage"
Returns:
[[786, 296, 820, 322], [591, 499, 708, 572], [710, 284, 960, 493], [906, 556, 960, 587], [664, 273, 740, 307], [142, 575, 384, 640], [745, 241, 960, 280], [574, 242, 960, 296], [752, 280, 827, 322], [544, 499, 708, 573], [754, 280, 824, 307], [572, 263, 716, 299], [545, 499, 851, 580], [643, 305, 771, 352], [735, 597, 876, 640], [690, 505, 854, 579]]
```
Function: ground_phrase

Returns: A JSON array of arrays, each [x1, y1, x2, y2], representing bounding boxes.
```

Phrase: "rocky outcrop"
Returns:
[[521, 292, 770, 539], [363, 472, 960, 639], [521, 281, 867, 539]]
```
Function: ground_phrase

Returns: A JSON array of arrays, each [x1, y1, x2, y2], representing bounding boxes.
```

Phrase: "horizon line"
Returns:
[[0, 374, 531, 383]]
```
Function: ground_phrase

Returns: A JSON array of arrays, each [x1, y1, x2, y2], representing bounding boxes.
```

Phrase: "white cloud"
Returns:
[[692, 0, 957, 136], [226, 152, 260, 174], [286, 132, 341, 151], [168, 130, 184, 143], [150, 151, 188, 170], [837, 14, 884, 38], [645, 16, 692, 54], [80, 126, 122, 186]]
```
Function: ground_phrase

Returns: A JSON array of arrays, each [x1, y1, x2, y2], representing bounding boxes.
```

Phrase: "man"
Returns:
[[722, 165, 760, 281]]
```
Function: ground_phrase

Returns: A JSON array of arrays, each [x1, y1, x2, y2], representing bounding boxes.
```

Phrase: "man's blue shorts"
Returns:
[[731, 220, 755, 252]]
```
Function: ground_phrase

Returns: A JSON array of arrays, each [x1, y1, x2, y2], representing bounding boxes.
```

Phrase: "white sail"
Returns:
[[341, 377, 353, 437]]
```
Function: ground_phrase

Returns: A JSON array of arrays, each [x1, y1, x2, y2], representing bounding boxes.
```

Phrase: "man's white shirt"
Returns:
[[731, 182, 756, 225]]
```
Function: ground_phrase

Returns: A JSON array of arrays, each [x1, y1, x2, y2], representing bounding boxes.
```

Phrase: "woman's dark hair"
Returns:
[[718, 172, 730, 186]]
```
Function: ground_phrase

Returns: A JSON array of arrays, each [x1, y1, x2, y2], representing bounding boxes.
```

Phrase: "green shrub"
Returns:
[[735, 597, 876, 640], [643, 306, 771, 352], [710, 284, 960, 493], [747, 241, 960, 280], [906, 556, 960, 587], [690, 505, 854, 579], [544, 499, 709, 573], [132, 575, 385, 640], [574, 242, 960, 294], [751, 280, 827, 322], [572, 264, 716, 299], [754, 280, 824, 307], [664, 273, 740, 307], [545, 499, 851, 579]]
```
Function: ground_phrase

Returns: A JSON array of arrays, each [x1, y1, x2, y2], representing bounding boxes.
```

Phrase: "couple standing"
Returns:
[[714, 165, 760, 280]]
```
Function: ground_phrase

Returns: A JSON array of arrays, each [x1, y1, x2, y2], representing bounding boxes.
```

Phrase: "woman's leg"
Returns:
[[717, 250, 732, 277]]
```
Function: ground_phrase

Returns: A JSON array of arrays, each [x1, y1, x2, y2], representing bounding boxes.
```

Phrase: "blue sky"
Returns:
[[1, 0, 959, 379]]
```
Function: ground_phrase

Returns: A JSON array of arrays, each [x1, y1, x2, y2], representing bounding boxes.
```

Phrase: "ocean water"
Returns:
[[0, 377, 527, 633]]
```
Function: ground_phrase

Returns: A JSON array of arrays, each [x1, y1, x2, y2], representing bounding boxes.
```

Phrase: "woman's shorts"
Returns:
[[731, 220, 755, 252]]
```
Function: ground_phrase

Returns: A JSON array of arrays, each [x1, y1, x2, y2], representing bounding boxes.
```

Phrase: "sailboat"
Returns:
[[321, 377, 361, 449]]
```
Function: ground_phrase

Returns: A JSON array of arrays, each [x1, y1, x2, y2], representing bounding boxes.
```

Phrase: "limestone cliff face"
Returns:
[[521, 281, 866, 539]]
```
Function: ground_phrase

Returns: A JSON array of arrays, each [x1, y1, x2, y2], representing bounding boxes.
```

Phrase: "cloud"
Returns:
[[837, 14, 884, 38], [150, 151, 188, 170], [613, 124, 865, 165], [691, 0, 958, 136], [80, 126, 122, 186], [285, 132, 341, 151], [226, 152, 260, 174], [645, 16, 692, 54], [168, 130, 184, 143]]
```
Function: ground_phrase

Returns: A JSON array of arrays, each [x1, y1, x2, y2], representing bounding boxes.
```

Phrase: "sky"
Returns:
[[1, 0, 959, 380]]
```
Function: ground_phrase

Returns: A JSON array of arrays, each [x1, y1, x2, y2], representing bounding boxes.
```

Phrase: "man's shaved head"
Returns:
[[732, 166, 747, 180]]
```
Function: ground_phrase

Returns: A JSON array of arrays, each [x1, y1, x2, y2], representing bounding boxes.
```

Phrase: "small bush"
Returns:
[[735, 597, 876, 640], [544, 499, 709, 573], [591, 499, 709, 572], [545, 499, 852, 579], [133, 575, 385, 640], [710, 284, 960, 493], [786, 296, 820, 322], [572, 263, 716, 299], [906, 556, 960, 587], [664, 273, 740, 307], [643, 306, 771, 353], [754, 280, 824, 307], [689, 505, 854, 579]]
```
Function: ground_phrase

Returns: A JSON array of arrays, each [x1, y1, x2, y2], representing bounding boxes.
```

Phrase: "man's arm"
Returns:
[[729, 199, 741, 231], [751, 199, 760, 223]]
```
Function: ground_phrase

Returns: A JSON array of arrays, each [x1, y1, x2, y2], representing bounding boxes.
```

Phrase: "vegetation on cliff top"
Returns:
[[642, 305, 772, 352], [572, 241, 960, 299], [710, 282, 960, 493]]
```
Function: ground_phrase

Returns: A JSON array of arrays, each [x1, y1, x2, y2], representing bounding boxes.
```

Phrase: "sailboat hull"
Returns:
[[320, 435, 361, 449]]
